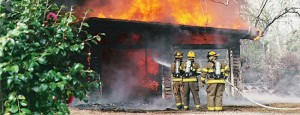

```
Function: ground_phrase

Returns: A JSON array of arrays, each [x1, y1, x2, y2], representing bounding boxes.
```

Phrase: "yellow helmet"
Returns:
[[174, 51, 183, 58], [187, 51, 196, 58], [208, 51, 219, 57]]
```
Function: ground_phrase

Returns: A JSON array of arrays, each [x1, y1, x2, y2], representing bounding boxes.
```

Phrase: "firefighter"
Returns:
[[200, 51, 229, 111], [170, 51, 184, 109], [181, 51, 201, 110]]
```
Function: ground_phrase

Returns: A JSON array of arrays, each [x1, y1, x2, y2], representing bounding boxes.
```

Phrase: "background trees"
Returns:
[[240, 0, 300, 94]]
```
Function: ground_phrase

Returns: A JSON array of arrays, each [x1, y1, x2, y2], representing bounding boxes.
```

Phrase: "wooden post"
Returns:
[[161, 48, 173, 99], [230, 47, 243, 96]]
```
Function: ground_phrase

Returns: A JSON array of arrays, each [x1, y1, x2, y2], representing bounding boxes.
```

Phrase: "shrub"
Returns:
[[0, 0, 99, 114]]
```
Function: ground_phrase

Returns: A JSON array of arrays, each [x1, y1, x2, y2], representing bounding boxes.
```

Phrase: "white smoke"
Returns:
[[242, 93, 300, 104], [109, 70, 140, 102]]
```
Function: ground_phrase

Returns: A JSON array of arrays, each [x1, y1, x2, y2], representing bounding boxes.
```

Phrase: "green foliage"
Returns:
[[0, 0, 99, 114]]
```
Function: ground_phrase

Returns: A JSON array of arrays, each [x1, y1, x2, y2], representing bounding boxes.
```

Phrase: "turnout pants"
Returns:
[[173, 81, 183, 107], [182, 81, 201, 110], [207, 83, 225, 111]]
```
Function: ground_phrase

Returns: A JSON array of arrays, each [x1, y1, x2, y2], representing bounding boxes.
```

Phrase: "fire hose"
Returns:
[[226, 80, 300, 110]]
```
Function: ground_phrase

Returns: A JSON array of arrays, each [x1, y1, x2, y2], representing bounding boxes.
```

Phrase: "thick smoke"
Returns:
[[107, 69, 140, 102], [100, 49, 160, 103]]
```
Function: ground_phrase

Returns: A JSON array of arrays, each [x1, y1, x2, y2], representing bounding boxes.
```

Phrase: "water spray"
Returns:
[[152, 56, 171, 68]]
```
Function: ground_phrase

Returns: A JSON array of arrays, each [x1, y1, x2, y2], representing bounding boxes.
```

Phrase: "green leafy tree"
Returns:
[[0, 0, 99, 114]]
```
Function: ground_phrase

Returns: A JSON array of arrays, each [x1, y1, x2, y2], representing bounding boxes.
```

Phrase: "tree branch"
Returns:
[[261, 7, 300, 36], [255, 0, 268, 27]]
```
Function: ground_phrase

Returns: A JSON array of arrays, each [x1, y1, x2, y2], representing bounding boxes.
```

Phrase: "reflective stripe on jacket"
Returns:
[[172, 77, 183, 82], [182, 77, 198, 82], [206, 79, 226, 84]]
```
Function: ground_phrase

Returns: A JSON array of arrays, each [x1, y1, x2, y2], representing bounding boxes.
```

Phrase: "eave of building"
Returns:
[[85, 18, 255, 49]]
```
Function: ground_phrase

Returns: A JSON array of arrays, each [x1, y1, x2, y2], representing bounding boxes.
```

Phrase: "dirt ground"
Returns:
[[70, 103, 300, 115]]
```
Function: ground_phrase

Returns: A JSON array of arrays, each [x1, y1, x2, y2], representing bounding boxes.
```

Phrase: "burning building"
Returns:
[[76, 0, 259, 102]]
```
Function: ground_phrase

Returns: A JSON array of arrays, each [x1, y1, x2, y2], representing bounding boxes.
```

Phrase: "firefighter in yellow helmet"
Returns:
[[200, 51, 229, 111], [170, 51, 184, 109], [180, 51, 201, 110]]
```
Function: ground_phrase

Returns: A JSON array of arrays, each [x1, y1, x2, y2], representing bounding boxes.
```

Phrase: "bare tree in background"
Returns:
[[241, 0, 300, 35], [240, 0, 300, 93]]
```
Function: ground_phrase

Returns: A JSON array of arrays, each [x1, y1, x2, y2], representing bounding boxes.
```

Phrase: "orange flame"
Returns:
[[168, 0, 212, 26], [142, 80, 159, 91], [77, 0, 248, 29], [95, 0, 164, 21]]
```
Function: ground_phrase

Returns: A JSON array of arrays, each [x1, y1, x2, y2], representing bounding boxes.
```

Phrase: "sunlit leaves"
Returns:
[[21, 108, 31, 114], [10, 105, 18, 113], [18, 95, 26, 100], [8, 92, 16, 103]]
